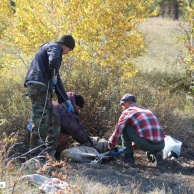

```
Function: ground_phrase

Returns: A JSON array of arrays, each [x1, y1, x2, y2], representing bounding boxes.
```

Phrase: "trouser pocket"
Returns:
[[27, 83, 48, 103], [27, 83, 41, 102]]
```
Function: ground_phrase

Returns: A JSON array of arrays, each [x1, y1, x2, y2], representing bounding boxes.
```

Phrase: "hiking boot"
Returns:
[[155, 151, 163, 165], [46, 150, 57, 162], [146, 152, 156, 163], [146, 151, 163, 164], [121, 153, 135, 166]]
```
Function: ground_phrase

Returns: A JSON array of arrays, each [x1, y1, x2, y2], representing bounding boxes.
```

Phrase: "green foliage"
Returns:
[[0, 0, 156, 135], [0, 1, 191, 139], [153, 0, 184, 19], [180, 0, 194, 95], [1, 0, 156, 78]]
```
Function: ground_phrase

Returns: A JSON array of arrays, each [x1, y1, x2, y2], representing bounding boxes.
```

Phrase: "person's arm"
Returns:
[[55, 75, 74, 113], [47, 44, 62, 83], [46, 43, 74, 112], [55, 75, 69, 103], [109, 111, 128, 148]]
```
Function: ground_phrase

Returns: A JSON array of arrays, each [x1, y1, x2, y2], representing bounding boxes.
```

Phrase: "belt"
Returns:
[[147, 139, 164, 145]]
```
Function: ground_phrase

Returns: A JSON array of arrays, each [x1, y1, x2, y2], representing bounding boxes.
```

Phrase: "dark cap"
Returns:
[[120, 93, 136, 104], [75, 94, 85, 108], [57, 34, 75, 50]]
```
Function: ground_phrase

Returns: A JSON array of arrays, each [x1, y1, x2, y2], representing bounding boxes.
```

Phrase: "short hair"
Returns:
[[75, 95, 84, 108]]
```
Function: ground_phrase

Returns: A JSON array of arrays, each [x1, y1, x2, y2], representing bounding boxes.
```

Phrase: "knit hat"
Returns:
[[120, 93, 136, 104], [75, 95, 85, 108], [57, 34, 75, 50]]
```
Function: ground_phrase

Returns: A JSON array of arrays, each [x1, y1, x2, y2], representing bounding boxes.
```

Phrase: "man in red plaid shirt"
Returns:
[[108, 94, 165, 166]]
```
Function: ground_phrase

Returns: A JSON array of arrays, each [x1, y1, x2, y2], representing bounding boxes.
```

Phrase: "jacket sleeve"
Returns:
[[53, 101, 89, 144], [109, 112, 128, 148], [55, 74, 69, 103], [47, 43, 62, 77]]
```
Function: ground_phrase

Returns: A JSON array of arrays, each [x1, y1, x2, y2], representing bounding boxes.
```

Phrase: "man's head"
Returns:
[[57, 34, 75, 54], [120, 93, 136, 110], [75, 94, 85, 110]]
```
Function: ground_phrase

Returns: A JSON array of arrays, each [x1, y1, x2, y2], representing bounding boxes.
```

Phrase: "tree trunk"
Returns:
[[173, 1, 179, 20], [161, 3, 165, 18]]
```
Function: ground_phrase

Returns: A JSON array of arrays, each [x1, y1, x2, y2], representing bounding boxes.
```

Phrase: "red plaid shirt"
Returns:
[[109, 104, 165, 148]]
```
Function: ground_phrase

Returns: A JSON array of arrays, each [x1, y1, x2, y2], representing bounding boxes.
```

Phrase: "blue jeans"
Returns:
[[121, 125, 165, 154]]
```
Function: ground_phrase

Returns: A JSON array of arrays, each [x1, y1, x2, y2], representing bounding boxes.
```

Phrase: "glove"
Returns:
[[108, 141, 113, 150], [52, 77, 57, 85], [66, 100, 74, 113], [52, 76, 57, 94], [110, 147, 123, 157], [27, 119, 33, 132]]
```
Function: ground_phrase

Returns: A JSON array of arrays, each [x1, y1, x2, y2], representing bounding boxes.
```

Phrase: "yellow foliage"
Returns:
[[179, 1, 194, 76], [0, 0, 15, 52], [0, 0, 14, 27], [1, 0, 154, 78]]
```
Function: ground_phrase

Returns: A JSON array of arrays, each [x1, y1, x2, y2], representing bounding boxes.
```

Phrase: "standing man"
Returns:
[[24, 34, 75, 157], [108, 94, 165, 166]]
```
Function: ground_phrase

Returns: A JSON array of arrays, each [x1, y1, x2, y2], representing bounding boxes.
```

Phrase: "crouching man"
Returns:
[[53, 92, 89, 151], [108, 94, 165, 166], [53, 92, 109, 157]]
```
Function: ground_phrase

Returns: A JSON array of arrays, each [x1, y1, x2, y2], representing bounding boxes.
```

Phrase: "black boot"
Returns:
[[121, 152, 135, 166], [146, 151, 163, 164]]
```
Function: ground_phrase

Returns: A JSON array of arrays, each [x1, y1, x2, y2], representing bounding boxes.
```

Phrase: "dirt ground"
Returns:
[[11, 125, 193, 194], [60, 129, 194, 194], [68, 152, 194, 194], [7, 17, 193, 194]]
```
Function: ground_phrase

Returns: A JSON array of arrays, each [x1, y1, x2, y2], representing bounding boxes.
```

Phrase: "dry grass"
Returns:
[[136, 17, 188, 75], [0, 17, 194, 193]]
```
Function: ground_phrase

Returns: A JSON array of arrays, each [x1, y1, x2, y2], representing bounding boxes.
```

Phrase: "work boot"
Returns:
[[155, 151, 163, 166], [146, 151, 163, 164], [146, 152, 156, 163], [46, 150, 57, 162], [121, 152, 135, 166]]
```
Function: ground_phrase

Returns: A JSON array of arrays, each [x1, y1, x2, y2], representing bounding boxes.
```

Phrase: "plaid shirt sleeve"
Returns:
[[109, 111, 128, 148]]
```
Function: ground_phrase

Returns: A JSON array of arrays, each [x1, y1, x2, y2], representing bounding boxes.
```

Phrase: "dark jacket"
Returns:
[[24, 41, 68, 103], [53, 92, 89, 144]]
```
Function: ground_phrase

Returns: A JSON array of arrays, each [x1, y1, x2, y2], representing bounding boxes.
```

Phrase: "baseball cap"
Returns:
[[120, 93, 136, 104]]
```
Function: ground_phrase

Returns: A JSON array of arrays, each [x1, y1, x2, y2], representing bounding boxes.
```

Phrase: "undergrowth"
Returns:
[[0, 17, 193, 193]]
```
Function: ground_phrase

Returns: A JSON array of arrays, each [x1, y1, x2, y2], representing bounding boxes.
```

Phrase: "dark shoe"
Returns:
[[146, 151, 163, 164], [155, 151, 163, 165], [46, 150, 57, 162], [121, 153, 135, 166], [146, 152, 156, 163]]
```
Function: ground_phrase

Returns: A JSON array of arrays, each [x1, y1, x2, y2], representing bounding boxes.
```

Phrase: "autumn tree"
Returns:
[[1, 0, 155, 133], [182, 0, 194, 95]]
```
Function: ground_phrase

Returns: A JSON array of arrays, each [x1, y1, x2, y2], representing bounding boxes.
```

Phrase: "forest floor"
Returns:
[[61, 17, 194, 194], [3, 17, 194, 194]]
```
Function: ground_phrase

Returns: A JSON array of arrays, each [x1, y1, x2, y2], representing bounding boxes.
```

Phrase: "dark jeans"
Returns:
[[121, 125, 165, 154]]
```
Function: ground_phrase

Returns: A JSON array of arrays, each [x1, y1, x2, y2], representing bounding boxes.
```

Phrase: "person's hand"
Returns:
[[108, 141, 113, 150], [132, 142, 138, 150], [66, 100, 74, 113], [52, 76, 57, 85], [27, 119, 33, 132], [110, 147, 123, 156], [52, 76, 57, 94]]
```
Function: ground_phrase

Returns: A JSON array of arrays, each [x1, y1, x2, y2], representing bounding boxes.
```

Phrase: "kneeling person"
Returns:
[[108, 94, 165, 166], [53, 92, 89, 151]]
